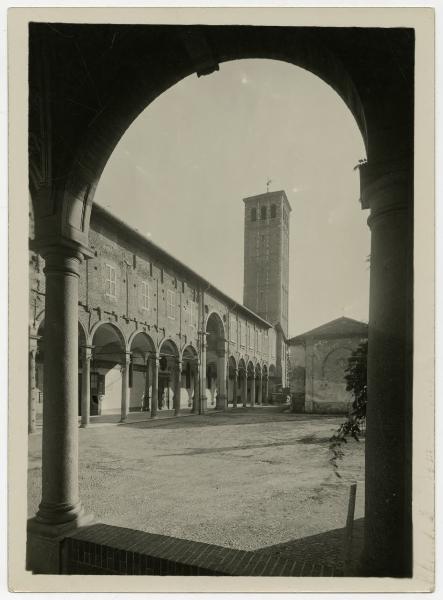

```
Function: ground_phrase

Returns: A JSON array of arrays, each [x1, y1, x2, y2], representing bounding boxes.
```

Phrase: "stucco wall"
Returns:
[[289, 334, 367, 414]]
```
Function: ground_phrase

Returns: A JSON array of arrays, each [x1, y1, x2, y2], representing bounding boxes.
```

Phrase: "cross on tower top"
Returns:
[[266, 178, 272, 193]]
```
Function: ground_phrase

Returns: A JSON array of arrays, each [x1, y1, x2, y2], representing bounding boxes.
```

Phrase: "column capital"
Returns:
[[359, 158, 413, 214], [80, 345, 93, 360], [30, 236, 94, 262], [122, 351, 131, 366]]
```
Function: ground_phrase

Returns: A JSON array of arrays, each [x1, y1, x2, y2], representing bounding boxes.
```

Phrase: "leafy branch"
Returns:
[[329, 341, 368, 478]]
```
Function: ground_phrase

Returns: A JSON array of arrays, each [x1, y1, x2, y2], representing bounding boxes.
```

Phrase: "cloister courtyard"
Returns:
[[28, 408, 364, 569]]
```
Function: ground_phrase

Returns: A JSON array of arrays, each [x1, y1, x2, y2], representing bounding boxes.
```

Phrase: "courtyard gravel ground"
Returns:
[[28, 408, 364, 561]]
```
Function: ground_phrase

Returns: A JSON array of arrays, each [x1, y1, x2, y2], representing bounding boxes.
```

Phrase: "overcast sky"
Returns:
[[94, 59, 369, 336]]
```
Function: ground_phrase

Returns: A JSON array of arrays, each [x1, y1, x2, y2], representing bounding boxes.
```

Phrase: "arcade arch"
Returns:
[[205, 312, 227, 411]]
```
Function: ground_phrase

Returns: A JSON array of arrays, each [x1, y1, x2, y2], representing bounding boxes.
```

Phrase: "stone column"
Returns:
[[200, 337, 207, 414], [360, 163, 413, 577], [250, 374, 256, 407], [80, 345, 92, 428], [120, 352, 131, 423], [192, 362, 200, 413], [28, 337, 38, 434], [174, 359, 182, 416], [27, 247, 92, 573], [216, 352, 227, 410], [258, 372, 263, 406], [143, 353, 150, 411], [232, 368, 238, 409], [242, 373, 247, 407], [150, 355, 159, 418]]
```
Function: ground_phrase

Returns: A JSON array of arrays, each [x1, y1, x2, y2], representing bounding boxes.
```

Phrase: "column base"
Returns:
[[215, 394, 226, 410], [27, 509, 95, 574]]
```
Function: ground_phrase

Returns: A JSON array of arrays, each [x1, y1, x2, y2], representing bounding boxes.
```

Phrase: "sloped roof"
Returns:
[[288, 317, 368, 343]]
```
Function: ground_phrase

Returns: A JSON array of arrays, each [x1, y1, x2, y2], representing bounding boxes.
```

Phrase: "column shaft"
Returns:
[[361, 168, 413, 577], [28, 343, 37, 434], [233, 370, 238, 409], [144, 354, 150, 411], [200, 340, 207, 414], [174, 360, 182, 416], [35, 250, 84, 525], [242, 374, 247, 407], [80, 346, 92, 428], [251, 375, 256, 407], [150, 356, 159, 418], [258, 374, 263, 405], [192, 364, 200, 413], [120, 353, 130, 423], [216, 354, 226, 410]]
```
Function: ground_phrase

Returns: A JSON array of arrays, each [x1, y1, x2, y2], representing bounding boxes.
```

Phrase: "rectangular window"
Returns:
[[241, 321, 246, 347], [261, 206, 267, 220], [189, 302, 197, 329], [248, 325, 254, 350], [167, 289, 176, 319], [105, 264, 116, 298], [251, 207, 257, 221], [230, 316, 237, 343], [141, 281, 151, 310], [271, 204, 277, 218]]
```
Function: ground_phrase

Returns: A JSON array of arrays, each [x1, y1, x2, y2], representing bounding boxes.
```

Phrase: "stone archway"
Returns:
[[28, 22, 414, 576], [182, 345, 199, 412], [29, 319, 88, 432], [255, 363, 263, 406], [227, 356, 238, 408], [205, 312, 227, 411], [129, 332, 156, 414], [246, 361, 255, 407], [158, 339, 180, 414], [90, 322, 127, 421], [238, 358, 247, 408]]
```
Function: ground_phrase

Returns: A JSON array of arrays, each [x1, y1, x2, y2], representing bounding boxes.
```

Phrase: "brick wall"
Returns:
[[62, 523, 343, 576]]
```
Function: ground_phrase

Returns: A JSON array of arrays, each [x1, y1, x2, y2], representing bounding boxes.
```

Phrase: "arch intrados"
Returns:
[[61, 34, 367, 241], [228, 355, 237, 368], [182, 344, 198, 361], [90, 320, 126, 349], [159, 338, 179, 357], [205, 311, 225, 336], [128, 330, 155, 353]]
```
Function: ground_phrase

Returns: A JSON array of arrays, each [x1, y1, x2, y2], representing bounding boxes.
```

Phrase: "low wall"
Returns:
[[61, 523, 343, 576]]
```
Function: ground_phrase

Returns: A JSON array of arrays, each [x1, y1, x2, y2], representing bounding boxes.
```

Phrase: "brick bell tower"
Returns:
[[243, 190, 291, 336]]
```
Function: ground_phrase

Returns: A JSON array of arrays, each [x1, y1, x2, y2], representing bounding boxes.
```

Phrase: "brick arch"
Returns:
[[33, 313, 87, 348], [28, 23, 392, 251], [128, 330, 156, 357]]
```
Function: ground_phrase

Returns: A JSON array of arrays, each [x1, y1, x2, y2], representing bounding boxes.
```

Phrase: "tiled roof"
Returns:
[[288, 317, 368, 343]]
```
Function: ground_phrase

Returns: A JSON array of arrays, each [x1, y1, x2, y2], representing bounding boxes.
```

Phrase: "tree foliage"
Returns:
[[329, 341, 368, 477]]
